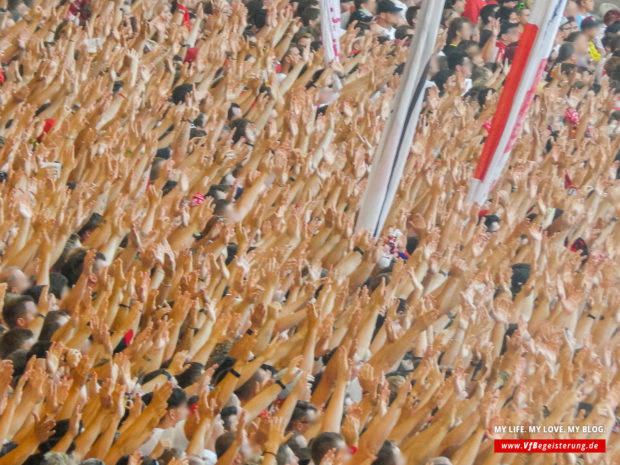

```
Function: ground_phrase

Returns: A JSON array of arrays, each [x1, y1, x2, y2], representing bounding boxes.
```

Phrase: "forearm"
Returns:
[[321, 379, 347, 433], [242, 384, 283, 421], [0, 436, 39, 465], [87, 413, 121, 460]]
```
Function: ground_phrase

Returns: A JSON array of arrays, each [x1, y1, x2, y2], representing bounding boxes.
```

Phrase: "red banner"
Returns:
[[494, 439, 606, 453]]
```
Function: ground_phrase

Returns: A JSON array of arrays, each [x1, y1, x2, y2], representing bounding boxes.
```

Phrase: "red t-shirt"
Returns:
[[463, 0, 497, 24]]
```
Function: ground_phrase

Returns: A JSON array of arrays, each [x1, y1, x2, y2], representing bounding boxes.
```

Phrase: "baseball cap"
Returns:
[[377, 0, 403, 14], [581, 16, 603, 30], [349, 9, 373, 24]]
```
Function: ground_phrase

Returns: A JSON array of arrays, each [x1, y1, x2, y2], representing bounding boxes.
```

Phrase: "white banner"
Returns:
[[468, 0, 568, 205], [355, 0, 444, 236]]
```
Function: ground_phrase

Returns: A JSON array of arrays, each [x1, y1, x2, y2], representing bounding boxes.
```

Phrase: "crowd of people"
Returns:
[[0, 0, 619, 463]]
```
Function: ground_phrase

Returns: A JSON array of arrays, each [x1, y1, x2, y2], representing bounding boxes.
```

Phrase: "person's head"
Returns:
[[38, 311, 70, 342], [447, 50, 472, 78], [144, 387, 188, 427], [276, 444, 299, 465], [604, 9, 620, 26], [394, 25, 414, 41], [0, 266, 31, 294], [43, 451, 75, 465], [2, 295, 37, 329], [283, 45, 302, 69], [235, 367, 269, 401], [458, 40, 482, 64], [310, 433, 348, 465], [77, 213, 103, 242], [227, 103, 242, 122], [176, 362, 204, 388], [297, 32, 314, 50], [577, 0, 594, 14], [405, 6, 418, 26], [60, 249, 106, 287], [287, 401, 319, 434], [215, 432, 249, 465], [354, 0, 376, 14], [23, 454, 50, 465], [377, 0, 403, 27], [171, 83, 195, 105], [424, 458, 453, 465], [499, 22, 520, 44], [220, 406, 239, 431], [445, 0, 465, 15], [581, 16, 602, 39], [559, 17, 579, 39], [80, 460, 106, 465], [565, 0, 578, 18], [567, 31, 589, 54], [497, 6, 518, 24], [557, 41, 577, 63], [446, 17, 472, 45], [479, 4, 499, 25], [371, 441, 405, 465], [0, 328, 34, 358], [518, 6, 530, 25], [497, 0, 519, 8], [48, 273, 69, 301], [301, 7, 320, 26], [230, 118, 257, 144]]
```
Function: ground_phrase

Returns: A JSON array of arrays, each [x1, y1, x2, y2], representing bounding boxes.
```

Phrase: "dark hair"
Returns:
[[566, 31, 583, 43], [227, 103, 241, 121], [479, 4, 498, 24], [167, 387, 188, 409], [496, 6, 516, 23], [7, 349, 28, 380], [171, 83, 194, 105], [23, 454, 49, 465], [371, 441, 400, 465], [310, 432, 345, 465], [215, 432, 237, 458], [39, 419, 74, 453], [2, 295, 35, 329], [394, 25, 414, 41], [557, 42, 576, 62], [77, 213, 103, 240], [23, 285, 45, 304], [176, 362, 204, 388], [48, 273, 69, 299], [301, 5, 319, 25], [499, 22, 519, 39], [27, 340, 52, 359], [447, 49, 468, 70], [234, 368, 267, 401], [0, 328, 33, 358], [432, 69, 454, 94], [405, 6, 419, 26], [229, 118, 252, 143], [221, 406, 238, 431], [39, 310, 69, 341], [446, 17, 469, 44], [59, 249, 88, 287], [458, 39, 479, 55], [288, 401, 318, 431]]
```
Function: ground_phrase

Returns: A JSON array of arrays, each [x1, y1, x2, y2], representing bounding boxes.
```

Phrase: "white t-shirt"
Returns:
[[139, 420, 189, 455]]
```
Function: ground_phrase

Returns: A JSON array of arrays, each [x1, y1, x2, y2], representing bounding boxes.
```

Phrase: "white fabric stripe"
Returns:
[[355, 0, 444, 236], [320, 0, 342, 64], [470, 0, 567, 204]]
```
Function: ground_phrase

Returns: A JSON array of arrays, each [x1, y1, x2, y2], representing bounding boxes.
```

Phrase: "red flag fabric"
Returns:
[[177, 4, 191, 30]]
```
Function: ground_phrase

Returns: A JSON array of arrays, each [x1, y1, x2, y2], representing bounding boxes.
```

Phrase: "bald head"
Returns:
[[0, 267, 30, 294]]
